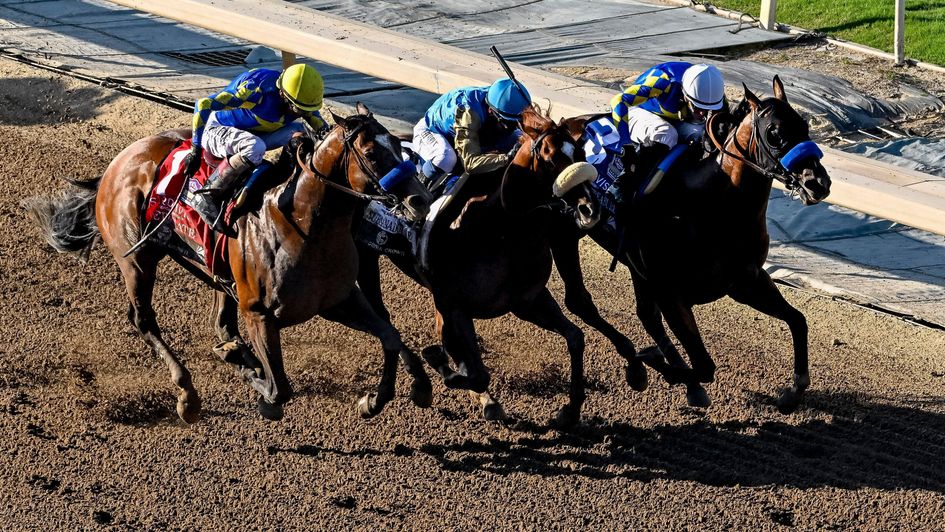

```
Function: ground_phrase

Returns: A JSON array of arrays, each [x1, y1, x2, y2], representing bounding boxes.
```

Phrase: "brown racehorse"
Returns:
[[548, 77, 832, 414], [357, 108, 602, 427], [25, 103, 432, 423]]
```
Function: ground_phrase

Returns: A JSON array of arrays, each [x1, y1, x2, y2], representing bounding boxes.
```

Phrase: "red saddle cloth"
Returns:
[[145, 139, 231, 277]]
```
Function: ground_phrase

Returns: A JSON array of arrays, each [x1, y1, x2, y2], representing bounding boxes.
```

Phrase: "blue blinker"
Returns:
[[378, 160, 418, 191], [779, 141, 823, 172]]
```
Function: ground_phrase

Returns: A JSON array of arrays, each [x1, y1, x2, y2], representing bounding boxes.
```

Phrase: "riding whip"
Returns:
[[489, 46, 530, 103]]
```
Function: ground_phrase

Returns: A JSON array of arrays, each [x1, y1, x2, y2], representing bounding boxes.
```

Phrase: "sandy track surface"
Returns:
[[1, 57, 944, 530]]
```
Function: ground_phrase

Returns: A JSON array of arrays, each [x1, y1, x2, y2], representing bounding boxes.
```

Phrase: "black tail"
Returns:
[[22, 177, 101, 260]]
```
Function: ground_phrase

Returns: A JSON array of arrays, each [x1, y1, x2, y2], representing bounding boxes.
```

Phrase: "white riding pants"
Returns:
[[623, 106, 708, 150], [201, 112, 306, 166], [412, 118, 458, 174]]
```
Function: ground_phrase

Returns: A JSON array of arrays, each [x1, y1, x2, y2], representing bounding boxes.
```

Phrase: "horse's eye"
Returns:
[[766, 127, 786, 148]]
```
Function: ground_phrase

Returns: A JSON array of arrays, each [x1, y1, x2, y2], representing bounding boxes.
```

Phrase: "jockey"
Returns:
[[413, 78, 532, 186], [185, 63, 327, 236], [609, 61, 725, 201]]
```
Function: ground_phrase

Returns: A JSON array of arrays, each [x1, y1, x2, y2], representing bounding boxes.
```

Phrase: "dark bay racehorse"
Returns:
[[357, 108, 602, 427], [25, 103, 431, 423], [550, 76, 832, 413]]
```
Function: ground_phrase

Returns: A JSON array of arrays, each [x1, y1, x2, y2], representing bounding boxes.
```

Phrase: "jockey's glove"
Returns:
[[184, 144, 203, 177]]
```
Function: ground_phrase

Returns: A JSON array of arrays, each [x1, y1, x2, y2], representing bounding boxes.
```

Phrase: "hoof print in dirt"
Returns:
[[330, 495, 356, 510], [92, 510, 113, 525]]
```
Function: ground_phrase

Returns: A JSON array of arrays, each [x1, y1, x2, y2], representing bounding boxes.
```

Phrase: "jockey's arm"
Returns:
[[453, 107, 509, 175], [301, 110, 328, 135], [191, 87, 248, 147]]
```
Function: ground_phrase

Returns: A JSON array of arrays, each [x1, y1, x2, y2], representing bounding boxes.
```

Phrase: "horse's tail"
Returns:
[[22, 177, 101, 260]]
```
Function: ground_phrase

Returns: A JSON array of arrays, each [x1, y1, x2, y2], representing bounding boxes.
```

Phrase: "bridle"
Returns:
[[500, 126, 582, 217], [299, 117, 399, 205], [707, 103, 807, 192]]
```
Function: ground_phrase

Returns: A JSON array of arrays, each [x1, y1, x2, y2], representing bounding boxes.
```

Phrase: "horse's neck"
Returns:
[[717, 119, 774, 219]]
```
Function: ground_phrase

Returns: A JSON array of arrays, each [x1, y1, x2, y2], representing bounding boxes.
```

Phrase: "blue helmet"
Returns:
[[486, 78, 532, 121]]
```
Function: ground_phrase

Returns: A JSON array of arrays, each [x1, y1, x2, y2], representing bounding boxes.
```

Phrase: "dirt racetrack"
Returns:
[[1, 56, 945, 530]]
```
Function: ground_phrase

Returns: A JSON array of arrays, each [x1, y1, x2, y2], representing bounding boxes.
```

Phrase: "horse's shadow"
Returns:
[[417, 390, 945, 493], [0, 77, 119, 126]]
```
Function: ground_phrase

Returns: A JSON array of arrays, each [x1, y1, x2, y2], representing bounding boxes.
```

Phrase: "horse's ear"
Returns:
[[329, 109, 348, 128], [772, 75, 788, 103], [743, 83, 761, 110], [558, 116, 588, 142], [356, 102, 372, 117]]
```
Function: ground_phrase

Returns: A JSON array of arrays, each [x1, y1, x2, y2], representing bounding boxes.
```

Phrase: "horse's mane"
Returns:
[[521, 105, 553, 131]]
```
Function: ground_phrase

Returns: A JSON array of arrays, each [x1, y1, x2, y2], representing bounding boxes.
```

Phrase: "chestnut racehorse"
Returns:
[[26, 103, 432, 423], [357, 108, 602, 427], [549, 77, 832, 413]]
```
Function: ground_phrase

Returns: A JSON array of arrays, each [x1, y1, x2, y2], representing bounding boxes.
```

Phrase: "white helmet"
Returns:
[[681, 64, 725, 111]]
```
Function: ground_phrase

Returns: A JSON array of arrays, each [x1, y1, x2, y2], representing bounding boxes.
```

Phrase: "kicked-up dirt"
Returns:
[[1, 56, 944, 530]]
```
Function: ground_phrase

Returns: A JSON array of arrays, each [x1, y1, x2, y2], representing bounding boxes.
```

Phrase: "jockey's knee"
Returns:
[[233, 137, 267, 166], [650, 124, 678, 150], [434, 147, 457, 175]]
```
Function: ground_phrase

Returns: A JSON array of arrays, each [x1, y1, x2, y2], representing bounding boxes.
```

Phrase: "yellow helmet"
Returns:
[[276, 63, 324, 112]]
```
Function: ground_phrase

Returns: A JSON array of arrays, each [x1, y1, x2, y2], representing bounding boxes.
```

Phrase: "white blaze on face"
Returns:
[[375, 134, 399, 159]]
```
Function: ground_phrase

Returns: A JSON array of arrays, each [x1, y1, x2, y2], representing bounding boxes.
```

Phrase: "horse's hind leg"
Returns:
[[631, 274, 709, 407], [728, 271, 809, 414], [321, 289, 432, 418], [513, 288, 586, 429], [117, 253, 201, 423], [551, 235, 646, 391]]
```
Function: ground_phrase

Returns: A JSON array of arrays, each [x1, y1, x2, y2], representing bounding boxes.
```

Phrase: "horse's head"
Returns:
[[298, 103, 404, 199], [505, 107, 600, 230], [723, 77, 831, 205]]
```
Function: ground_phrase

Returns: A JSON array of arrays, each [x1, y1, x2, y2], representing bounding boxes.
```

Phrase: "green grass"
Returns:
[[709, 0, 945, 66]]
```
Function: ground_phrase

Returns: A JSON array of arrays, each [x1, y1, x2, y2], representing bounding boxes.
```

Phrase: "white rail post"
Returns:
[[894, 0, 905, 65], [759, 0, 777, 30]]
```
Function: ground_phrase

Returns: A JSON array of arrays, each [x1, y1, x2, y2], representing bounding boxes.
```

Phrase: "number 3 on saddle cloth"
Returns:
[[143, 139, 270, 279]]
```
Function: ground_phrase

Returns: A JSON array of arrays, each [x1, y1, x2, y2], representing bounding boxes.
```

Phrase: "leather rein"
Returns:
[[706, 106, 802, 192], [299, 119, 399, 205]]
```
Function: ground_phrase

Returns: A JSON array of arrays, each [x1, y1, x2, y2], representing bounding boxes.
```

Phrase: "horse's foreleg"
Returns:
[[513, 288, 586, 429], [728, 272, 810, 414], [355, 246, 391, 322], [650, 294, 715, 408], [209, 292, 258, 376], [440, 310, 489, 393], [117, 253, 201, 423], [630, 275, 709, 406], [242, 314, 292, 421], [321, 289, 432, 418], [551, 235, 646, 391]]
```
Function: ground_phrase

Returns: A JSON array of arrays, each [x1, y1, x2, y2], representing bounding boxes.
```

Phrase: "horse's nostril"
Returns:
[[578, 203, 594, 218]]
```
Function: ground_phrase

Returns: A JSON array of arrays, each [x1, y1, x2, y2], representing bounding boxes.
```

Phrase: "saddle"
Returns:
[[144, 140, 270, 280]]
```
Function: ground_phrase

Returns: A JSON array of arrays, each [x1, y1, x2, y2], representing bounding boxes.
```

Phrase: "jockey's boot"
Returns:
[[191, 154, 254, 238]]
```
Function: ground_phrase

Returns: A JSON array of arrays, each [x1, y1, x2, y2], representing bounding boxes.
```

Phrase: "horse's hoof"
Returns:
[[625, 360, 648, 392], [257, 398, 284, 421], [176, 391, 202, 424], [685, 384, 711, 408], [410, 381, 434, 409], [482, 402, 507, 422], [777, 388, 802, 414], [357, 394, 381, 419], [551, 405, 580, 430]]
